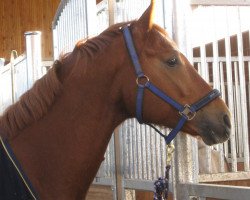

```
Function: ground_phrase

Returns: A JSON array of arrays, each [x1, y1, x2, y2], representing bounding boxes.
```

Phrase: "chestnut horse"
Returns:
[[0, 1, 231, 199]]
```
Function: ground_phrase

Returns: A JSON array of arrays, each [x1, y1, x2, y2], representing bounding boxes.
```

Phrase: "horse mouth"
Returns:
[[200, 127, 230, 146]]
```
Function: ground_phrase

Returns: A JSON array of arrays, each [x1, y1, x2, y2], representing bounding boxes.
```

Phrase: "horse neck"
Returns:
[[8, 55, 127, 199]]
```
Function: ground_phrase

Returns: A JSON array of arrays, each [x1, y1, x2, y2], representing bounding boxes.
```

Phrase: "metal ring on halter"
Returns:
[[136, 75, 150, 87], [179, 104, 196, 120]]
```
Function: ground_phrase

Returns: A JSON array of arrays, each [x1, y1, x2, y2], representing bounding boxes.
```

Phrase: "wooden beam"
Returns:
[[108, 0, 115, 26], [191, 0, 250, 6]]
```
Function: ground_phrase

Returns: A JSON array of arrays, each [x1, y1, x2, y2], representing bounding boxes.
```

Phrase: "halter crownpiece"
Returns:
[[122, 25, 221, 144]]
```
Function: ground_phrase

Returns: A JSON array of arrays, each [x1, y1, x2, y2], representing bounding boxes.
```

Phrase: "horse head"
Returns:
[[119, 0, 231, 145]]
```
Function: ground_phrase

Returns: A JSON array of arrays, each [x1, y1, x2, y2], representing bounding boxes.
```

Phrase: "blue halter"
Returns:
[[122, 25, 221, 145]]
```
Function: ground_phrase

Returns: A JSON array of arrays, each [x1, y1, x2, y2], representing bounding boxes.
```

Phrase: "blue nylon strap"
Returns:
[[136, 86, 145, 124], [122, 26, 144, 77], [147, 116, 187, 145], [164, 117, 187, 144], [191, 89, 221, 111], [145, 82, 184, 112]]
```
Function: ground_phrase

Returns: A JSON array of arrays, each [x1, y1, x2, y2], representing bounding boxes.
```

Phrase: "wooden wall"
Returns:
[[86, 185, 113, 200], [0, 0, 60, 61]]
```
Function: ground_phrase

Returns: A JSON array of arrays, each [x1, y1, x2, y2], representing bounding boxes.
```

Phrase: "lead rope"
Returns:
[[153, 142, 175, 200]]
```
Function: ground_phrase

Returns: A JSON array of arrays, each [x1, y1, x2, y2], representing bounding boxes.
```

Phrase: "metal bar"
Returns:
[[218, 62, 226, 172], [62, 4, 67, 51], [52, 28, 59, 60], [210, 7, 226, 173], [219, 62, 226, 103], [129, 120, 134, 179], [78, 0, 84, 38], [72, 0, 76, 44], [204, 146, 212, 174], [236, 6, 250, 171], [198, 9, 213, 170], [183, 183, 250, 200], [129, 121, 134, 176], [69, 1, 74, 50], [92, 177, 113, 186], [212, 6, 220, 90], [199, 171, 250, 182], [57, 20, 61, 55], [155, 127, 160, 177], [225, 7, 237, 172], [200, 40, 209, 82], [108, 0, 115, 26], [81, 0, 87, 38], [234, 61, 241, 169], [68, 1, 72, 49], [144, 125, 149, 180], [61, 6, 67, 52], [193, 56, 250, 63], [173, 135, 198, 200], [151, 124, 157, 180], [10, 51, 18, 103], [85, 0, 97, 36], [141, 125, 146, 180], [162, 0, 173, 38], [124, 179, 173, 192], [137, 122, 141, 179], [114, 127, 124, 200], [148, 125, 154, 180], [161, 128, 167, 176], [24, 31, 42, 87]]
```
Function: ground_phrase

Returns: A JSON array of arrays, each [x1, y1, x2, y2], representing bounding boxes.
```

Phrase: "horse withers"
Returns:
[[0, 0, 231, 199]]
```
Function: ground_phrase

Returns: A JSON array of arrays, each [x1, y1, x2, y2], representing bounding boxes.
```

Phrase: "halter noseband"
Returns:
[[122, 25, 221, 144]]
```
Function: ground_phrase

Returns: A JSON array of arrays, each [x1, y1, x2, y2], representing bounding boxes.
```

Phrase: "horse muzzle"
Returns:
[[197, 112, 231, 146]]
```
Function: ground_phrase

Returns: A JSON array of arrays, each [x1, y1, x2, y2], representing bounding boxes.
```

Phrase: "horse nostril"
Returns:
[[223, 114, 231, 129]]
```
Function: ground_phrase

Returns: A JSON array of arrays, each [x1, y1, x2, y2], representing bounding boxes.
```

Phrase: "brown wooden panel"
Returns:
[[136, 191, 173, 200], [0, 0, 60, 60], [86, 185, 113, 200]]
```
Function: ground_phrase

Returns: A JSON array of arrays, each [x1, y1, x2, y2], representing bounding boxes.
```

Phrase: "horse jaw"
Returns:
[[183, 99, 231, 146]]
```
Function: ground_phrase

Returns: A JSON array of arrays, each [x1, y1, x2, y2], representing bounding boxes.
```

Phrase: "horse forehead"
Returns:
[[151, 28, 179, 52]]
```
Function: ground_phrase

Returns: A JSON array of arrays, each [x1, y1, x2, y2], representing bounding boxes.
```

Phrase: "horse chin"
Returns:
[[198, 126, 230, 146], [185, 110, 231, 146]]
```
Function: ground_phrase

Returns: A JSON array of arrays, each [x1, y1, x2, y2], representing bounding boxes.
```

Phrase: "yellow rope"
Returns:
[[166, 144, 175, 165]]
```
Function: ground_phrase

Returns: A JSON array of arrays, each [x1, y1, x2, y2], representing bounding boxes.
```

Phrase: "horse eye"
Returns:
[[166, 58, 178, 67]]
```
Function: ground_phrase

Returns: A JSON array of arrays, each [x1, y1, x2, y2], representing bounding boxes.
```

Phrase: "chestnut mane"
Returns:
[[75, 22, 130, 58], [0, 22, 132, 139], [0, 66, 62, 138]]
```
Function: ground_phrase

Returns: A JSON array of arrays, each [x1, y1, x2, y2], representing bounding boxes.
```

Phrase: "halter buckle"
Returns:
[[179, 104, 196, 120]]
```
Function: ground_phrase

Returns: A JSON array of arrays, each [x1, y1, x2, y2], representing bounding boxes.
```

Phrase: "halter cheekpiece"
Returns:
[[122, 25, 221, 144]]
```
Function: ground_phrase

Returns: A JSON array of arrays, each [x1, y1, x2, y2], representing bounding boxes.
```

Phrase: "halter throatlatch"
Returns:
[[122, 25, 221, 145]]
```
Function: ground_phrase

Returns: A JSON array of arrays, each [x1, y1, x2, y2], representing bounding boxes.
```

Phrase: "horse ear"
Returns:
[[137, 0, 155, 31]]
